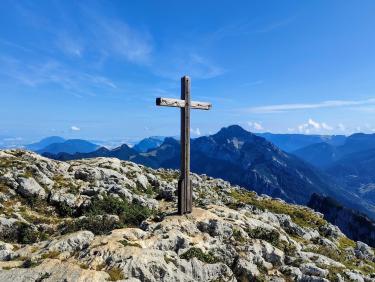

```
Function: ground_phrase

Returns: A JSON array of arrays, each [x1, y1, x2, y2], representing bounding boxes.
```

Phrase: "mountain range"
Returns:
[[293, 133, 375, 168], [24, 137, 100, 155], [257, 132, 346, 152], [41, 125, 375, 222], [292, 133, 375, 216]]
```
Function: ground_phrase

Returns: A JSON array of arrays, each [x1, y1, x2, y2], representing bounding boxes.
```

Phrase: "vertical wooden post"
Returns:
[[178, 76, 192, 215], [156, 76, 211, 215]]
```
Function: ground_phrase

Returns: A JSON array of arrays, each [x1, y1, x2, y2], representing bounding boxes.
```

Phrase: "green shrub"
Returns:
[[17, 223, 41, 244], [232, 229, 246, 243], [23, 196, 47, 212], [180, 247, 220, 264], [54, 202, 74, 217], [59, 215, 120, 235], [82, 195, 153, 227], [247, 227, 280, 246], [22, 258, 41, 268], [0, 222, 48, 244]]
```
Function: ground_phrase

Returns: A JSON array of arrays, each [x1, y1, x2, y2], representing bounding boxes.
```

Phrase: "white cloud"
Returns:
[[292, 118, 333, 134], [71, 126, 80, 131], [337, 123, 346, 131], [155, 53, 224, 80], [321, 122, 333, 130], [247, 121, 264, 131], [247, 98, 375, 114], [190, 128, 201, 136]]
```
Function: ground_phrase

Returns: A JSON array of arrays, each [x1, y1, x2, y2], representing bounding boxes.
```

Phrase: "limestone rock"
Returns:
[[300, 263, 328, 278], [355, 241, 374, 261], [0, 149, 374, 282], [17, 177, 46, 199], [0, 259, 110, 281], [47, 231, 94, 253], [0, 242, 14, 261], [136, 174, 149, 190]]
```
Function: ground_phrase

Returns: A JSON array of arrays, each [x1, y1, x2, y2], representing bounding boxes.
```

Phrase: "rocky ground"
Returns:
[[0, 150, 374, 282]]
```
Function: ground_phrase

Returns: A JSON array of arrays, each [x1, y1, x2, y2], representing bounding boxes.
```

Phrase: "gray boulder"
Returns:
[[136, 174, 149, 190], [300, 263, 328, 278], [17, 177, 46, 199], [0, 241, 14, 261], [355, 241, 374, 261], [233, 258, 260, 280], [47, 231, 94, 253]]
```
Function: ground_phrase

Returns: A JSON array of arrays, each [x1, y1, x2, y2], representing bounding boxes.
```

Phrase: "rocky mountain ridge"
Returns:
[[0, 150, 374, 281], [44, 126, 349, 205], [308, 194, 375, 247]]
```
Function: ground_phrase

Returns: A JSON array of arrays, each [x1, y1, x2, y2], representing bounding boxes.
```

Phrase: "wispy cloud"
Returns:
[[2, 1, 224, 82], [209, 16, 295, 41], [56, 33, 84, 57], [154, 53, 225, 80], [71, 126, 80, 131], [95, 20, 153, 65], [255, 17, 295, 33], [0, 55, 117, 96], [247, 98, 375, 114]]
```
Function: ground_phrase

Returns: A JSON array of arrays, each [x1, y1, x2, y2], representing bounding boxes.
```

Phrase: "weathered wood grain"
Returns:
[[156, 75, 211, 215], [156, 97, 211, 110]]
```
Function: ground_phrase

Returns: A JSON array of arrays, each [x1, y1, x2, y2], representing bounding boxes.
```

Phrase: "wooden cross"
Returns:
[[156, 76, 212, 215]]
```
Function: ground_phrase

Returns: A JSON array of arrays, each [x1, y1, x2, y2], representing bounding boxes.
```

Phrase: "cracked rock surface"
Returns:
[[0, 150, 374, 281]]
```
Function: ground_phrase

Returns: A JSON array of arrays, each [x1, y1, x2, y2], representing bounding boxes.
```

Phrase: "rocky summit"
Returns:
[[0, 150, 374, 282]]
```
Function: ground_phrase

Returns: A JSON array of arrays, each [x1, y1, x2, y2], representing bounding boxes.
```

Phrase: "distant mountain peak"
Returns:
[[216, 125, 251, 136], [26, 136, 66, 151], [111, 143, 134, 153], [213, 125, 256, 143], [133, 136, 166, 153]]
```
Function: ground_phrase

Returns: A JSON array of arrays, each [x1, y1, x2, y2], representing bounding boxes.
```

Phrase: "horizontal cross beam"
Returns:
[[156, 97, 212, 110]]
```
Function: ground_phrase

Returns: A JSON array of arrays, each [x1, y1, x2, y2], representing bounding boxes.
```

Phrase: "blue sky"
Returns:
[[1, 0, 375, 142]]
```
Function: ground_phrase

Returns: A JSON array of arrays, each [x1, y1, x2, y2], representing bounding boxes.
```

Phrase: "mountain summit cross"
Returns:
[[156, 76, 212, 215]]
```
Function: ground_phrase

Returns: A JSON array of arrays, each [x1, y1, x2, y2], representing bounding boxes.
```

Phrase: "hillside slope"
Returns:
[[294, 134, 375, 215], [143, 126, 372, 218], [308, 193, 375, 247], [43, 126, 375, 220], [293, 142, 340, 169], [0, 150, 374, 281]]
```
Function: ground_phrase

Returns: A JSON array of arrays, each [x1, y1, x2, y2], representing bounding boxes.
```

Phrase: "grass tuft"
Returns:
[[180, 247, 220, 264], [230, 190, 326, 229], [106, 267, 125, 281]]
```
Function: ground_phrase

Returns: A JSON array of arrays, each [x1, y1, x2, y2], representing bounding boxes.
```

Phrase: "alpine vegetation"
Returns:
[[0, 150, 374, 281]]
